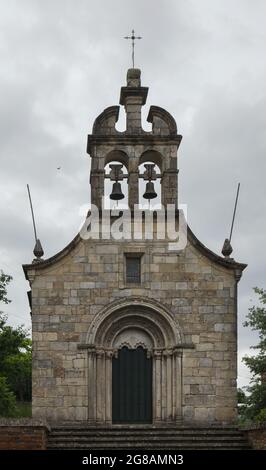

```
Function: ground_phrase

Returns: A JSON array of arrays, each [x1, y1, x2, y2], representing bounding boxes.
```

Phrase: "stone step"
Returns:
[[49, 424, 239, 430], [48, 442, 250, 450], [47, 426, 251, 450], [48, 435, 247, 442], [50, 428, 244, 434], [49, 431, 246, 438], [50, 426, 243, 433]]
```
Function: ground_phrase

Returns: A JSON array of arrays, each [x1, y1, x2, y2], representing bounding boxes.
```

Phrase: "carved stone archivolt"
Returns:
[[85, 297, 184, 425]]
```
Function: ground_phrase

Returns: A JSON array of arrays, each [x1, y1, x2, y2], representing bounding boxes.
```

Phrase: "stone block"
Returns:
[[214, 306, 228, 314], [197, 343, 214, 351], [199, 358, 213, 367], [195, 407, 215, 422], [73, 359, 85, 368], [69, 297, 80, 305], [178, 306, 192, 314], [79, 282, 95, 289], [176, 282, 188, 290], [184, 358, 199, 368], [199, 384, 215, 394], [214, 323, 233, 332], [199, 306, 213, 314], [215, 407, 236, 422]]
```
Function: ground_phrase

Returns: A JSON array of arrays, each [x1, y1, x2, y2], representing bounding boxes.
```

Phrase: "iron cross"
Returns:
[[124, 29, 142, 68]]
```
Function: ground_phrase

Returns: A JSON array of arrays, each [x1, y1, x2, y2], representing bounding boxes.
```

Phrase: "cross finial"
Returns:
[[124, 29, 142, 68]]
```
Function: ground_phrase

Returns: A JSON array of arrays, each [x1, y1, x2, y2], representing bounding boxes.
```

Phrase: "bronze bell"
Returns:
[[143, 181, 157, 200], [110, 181, 125, 200]]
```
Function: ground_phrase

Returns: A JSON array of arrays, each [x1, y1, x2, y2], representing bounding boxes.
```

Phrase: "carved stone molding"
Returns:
[[86, 298, 184, 425], [86, 296, 184, 347]]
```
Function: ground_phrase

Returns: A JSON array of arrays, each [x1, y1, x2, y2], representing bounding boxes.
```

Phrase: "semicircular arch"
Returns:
[[86, 297, 183, 349]]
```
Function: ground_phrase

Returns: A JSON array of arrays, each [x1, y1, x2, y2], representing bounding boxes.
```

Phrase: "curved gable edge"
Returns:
[[23, 233, 82, 280], [187, 225, 247, 276], [23, 225, 247, 281]]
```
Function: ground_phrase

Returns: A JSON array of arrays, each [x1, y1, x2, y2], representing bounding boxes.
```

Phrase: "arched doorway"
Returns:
[[85, 297, 184, 425], [112, 346, 152, 424]]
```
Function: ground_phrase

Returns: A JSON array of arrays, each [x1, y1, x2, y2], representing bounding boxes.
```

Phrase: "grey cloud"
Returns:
[[1, 0, 266, 388]]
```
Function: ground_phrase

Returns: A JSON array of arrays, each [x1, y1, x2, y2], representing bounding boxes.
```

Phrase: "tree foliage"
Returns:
[[239, 288, 266, 423], [0, 271, 32, 416], [0, 270, 12, 306], [0, 315, 32, 402], [0, 376, 17, 417]]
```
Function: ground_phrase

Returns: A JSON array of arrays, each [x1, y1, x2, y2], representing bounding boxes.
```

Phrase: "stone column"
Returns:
[[175, 351, 182, 422], [128, 172, 139, 210], [105, 351, 113, 425], [96, 349, 105, 422], [161, 170, 178, 208], [87, 349, 96, 423], [161, 352, 167, 421], [124, 97, 143, 134], [128, 154, 139, 210], [153, 348, 183, 423], [166, 350, 173, 421], [90, 170, 105, 209], [153, 349, 162, 423]]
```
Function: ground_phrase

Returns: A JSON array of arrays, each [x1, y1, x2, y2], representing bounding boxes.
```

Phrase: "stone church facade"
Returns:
[[23, 69, 246, 425]]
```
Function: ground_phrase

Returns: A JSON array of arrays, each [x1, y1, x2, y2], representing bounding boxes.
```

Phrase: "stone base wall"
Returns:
[[0, 419, 49, 450], [242, 423, 266, 450]]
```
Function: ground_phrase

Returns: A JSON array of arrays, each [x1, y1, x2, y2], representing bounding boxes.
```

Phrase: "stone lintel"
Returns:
[[119, 87, 148, 106], [87, 134, 182, 155]]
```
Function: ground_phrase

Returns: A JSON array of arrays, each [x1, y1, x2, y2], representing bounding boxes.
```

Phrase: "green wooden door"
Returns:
[[112, 346, 152, 424]]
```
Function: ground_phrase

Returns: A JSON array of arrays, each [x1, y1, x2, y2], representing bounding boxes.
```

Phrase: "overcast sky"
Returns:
[[0, 0, 265, 388]]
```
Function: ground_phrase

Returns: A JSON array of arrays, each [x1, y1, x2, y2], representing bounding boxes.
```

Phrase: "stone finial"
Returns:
[[119, 69, 148, 107], [33, 238, 44, 263], [127, 68, 141, 87], [221, 238, 233, 258]]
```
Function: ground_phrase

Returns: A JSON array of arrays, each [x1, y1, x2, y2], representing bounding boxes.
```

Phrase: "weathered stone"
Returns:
[[214, 323, 233, 332], [199, 358, 213, 367], [23, 68, 246, 427]]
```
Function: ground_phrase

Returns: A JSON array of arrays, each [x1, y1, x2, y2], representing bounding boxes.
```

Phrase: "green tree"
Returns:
[[240, 287, 266, 422], [0, 315, 32, 402], [0, 270, 12, 306], [0, 271, 32, 412], [0, 376, 17, 417]]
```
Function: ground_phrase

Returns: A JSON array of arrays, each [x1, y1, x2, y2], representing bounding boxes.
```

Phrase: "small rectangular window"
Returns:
[[126, 256, 141, 284]]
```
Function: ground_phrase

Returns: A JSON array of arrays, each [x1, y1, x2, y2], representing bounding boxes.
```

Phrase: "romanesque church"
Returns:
[[23, 68, 247, 435]]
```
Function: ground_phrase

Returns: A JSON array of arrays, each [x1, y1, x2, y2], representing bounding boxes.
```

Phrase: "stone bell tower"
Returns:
[[23, 67, 247, 426], [88, 68, 181, 211]]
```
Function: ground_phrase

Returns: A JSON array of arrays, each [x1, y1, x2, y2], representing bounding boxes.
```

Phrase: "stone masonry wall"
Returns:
[[243, 423, 266, 450], [29, 235, 238, 424]]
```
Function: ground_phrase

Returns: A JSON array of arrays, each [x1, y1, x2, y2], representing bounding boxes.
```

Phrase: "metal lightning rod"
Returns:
[[26, 184, 44, 260], [229, 182, 240, 243], [27, 184, 38, 242], [221, 182, 241, 258]]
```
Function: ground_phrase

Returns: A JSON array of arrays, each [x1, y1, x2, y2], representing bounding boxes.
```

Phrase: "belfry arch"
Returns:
[[85, 298, 184, 425]]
